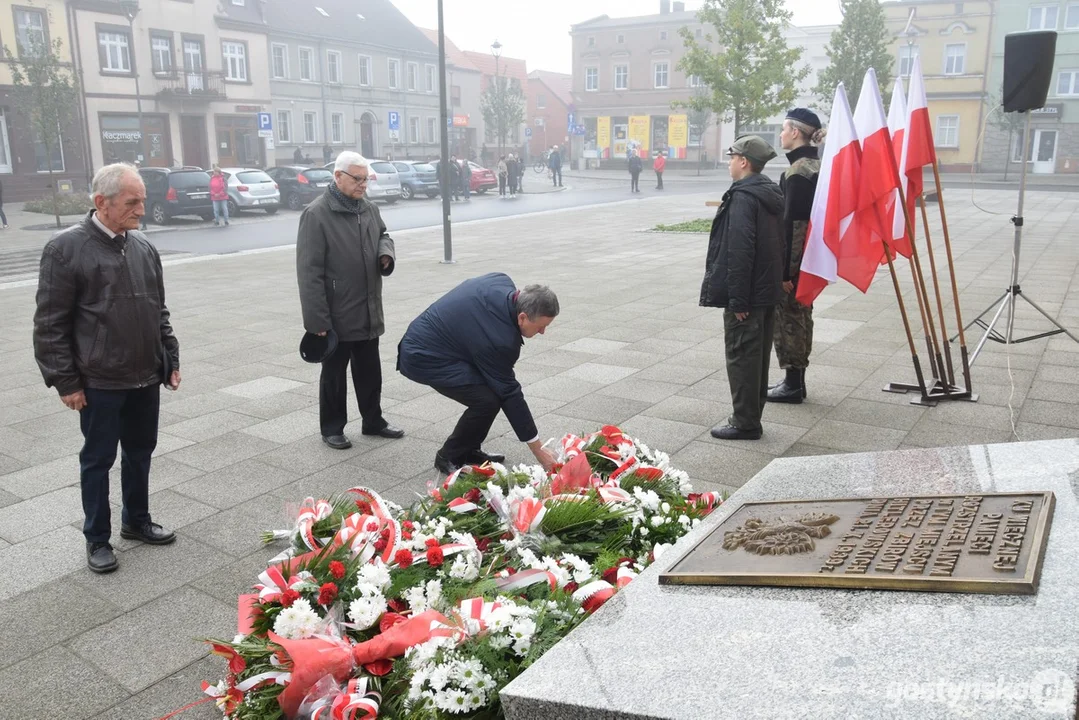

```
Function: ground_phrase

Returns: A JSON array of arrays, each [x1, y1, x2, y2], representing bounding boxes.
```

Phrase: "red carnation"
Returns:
[[280, 588, 300, 608], [355, 500, 372, 515], [426, 546, 445, 567], [374, 538, 387, 553], [465, 487, 482, 503], [394, 549, 414, 568], [317, 582, 338, 606], [564, 581, 579, 594], [402, 520, 415, 531], [476, 536, 491, 552], [602, 567, 618, 585], [402, 530, 413, 541], [328, 561, 346, 580], [425, 538, 440, 548]]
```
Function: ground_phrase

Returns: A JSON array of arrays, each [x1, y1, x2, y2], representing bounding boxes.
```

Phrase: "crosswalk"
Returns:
[[0, 247, 183, 281]]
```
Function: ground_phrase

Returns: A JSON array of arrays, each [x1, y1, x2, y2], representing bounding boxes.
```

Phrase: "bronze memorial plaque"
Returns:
[[660, 492, 1055, 594]]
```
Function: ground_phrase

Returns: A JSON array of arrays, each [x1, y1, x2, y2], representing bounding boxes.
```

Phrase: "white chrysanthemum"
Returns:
[[272, 603, 320, 639], [633, 487, 661, 512], [448, 531, 478, 549], [449, 555, 479, 581], [650, 515, 664, 528], [486, 606, 514, 632], [560, 553, 593, 582], [429, 665, 452, 692], [653, 542, 674, 560], [292, 598, 313, 613], [640, 526, 649, 537], [357, 562, 391, 590], [516, 548, 540, 568], [488, 634, 512, 650], [507, 484, 537, 504], [509, 617, 536, 644], [355, 581, 382, 598], [348, 596, 385, 630], [660, 501, 671, 514]]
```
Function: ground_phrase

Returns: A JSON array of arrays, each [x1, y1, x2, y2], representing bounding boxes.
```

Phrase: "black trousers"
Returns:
[[655, 170, 664, 189], [498, 176, 506, 195], [79, 386, 160, 543], [431, 384, 501, 463], [319, 338, 386, 437], [630, 171, 640, 192], [551, 167, 562, 186]]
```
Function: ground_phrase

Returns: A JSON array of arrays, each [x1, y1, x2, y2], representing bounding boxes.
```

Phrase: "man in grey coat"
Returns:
[[297, 151, 404, 449]]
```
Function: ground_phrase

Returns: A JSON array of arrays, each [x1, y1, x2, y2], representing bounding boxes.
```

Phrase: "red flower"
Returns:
[[328, 561, 345, 580], [379, 612, 407, 633], [317, 582, 338, 606], [355, 500, 372, 515], [387, 598, 407, 613], [374, 538, 387, 553], [402, 530, 413, 541], [602, 567, 618, 585], [363, 658, 394, 676], [425, 538, 440, 548], [402, 520, 415, 531], [476, 537, 491, 552], [564, 581, 579, 595], [394, 549, 413, 568], [426, 546, 445, 567], [280, 588, 300, 608], [465, 487, 482, 503]]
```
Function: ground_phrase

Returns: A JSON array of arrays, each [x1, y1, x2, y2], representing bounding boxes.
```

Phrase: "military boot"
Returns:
[[801, 368, 808, 399], [767, 368, 803, 404]]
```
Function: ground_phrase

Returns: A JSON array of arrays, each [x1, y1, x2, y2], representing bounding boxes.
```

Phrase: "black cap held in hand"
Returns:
[[299, 329, 339, 364]]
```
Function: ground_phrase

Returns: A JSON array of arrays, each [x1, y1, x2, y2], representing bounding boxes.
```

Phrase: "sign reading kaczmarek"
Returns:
[[660, 493, 1054, 595]]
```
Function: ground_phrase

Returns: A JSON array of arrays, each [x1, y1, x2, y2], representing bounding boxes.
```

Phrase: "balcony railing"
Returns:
[[155, 70, 227, 101]]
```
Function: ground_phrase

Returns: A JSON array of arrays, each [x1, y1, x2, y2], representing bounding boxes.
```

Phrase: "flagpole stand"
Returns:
[[961, 111, 1079, 363]]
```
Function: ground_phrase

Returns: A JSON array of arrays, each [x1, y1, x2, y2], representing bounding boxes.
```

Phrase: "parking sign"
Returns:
[[388, 111, 400, 130], [525, 127, 532, 138], [257, 112, 273, 138]]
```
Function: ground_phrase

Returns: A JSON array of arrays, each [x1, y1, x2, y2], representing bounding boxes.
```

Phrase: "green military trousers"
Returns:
[[724, 307, 776, 432], [773, 287, 814, 370]]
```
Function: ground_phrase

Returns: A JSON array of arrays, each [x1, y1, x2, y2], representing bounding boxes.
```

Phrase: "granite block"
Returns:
[[272, 460, 402, 501], [0, 485, 83, 543], [904, 418, 1015, 449], [632, 363, 715, 386], [178, 493, 300, 558], [598, 377, 684, 404], [0, 486, 19, 509], [0, 525, 88, 602], [0, 646, 130, 719], [152, 431, 196, 457], [68, 586, 234, 693], [256, 437, 356, 477], [525, 376, 604, 402], [188, 546, 283, 605], [229, 390, 318, 420], [503, 440, 1079, 720], [1020, 399, 1079, 431]]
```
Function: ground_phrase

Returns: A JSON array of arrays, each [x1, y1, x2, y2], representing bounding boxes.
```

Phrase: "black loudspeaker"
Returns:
[[1003, 31, 1057, 112]]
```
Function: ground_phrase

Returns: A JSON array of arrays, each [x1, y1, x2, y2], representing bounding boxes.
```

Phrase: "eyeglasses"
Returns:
[[338, 170, 369, 185]]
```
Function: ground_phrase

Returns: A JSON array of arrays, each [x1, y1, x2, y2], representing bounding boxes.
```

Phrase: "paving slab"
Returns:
[[0, 525, 88, 602], [91, 655, 223, 720], [171, 459, 299, 509], [0, 645, 131, 719]]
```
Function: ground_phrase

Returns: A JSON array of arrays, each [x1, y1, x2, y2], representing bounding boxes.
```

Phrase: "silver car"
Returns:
[[322, 160, 401, 204], [220, 167, 281, 215]]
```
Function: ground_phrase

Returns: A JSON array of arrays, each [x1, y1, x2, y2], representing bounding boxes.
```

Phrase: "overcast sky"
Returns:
[[389, 0, 844, 74]]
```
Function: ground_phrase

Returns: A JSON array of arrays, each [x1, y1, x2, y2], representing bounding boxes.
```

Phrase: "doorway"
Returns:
[[1032, 129, 1057, 174], [215, 115, 262, 168], [0, 110, 11, 174], [360, 112, 376, 158], [180, 115, 209, 169]]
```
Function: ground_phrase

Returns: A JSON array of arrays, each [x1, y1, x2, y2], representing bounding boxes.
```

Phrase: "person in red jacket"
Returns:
[[209, 166, 229, 226], [653, 150, 666, 190]]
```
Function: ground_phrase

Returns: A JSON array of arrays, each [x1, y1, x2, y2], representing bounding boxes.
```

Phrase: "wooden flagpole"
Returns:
[[919, 195, 958, 388], [930, 161, 975, 398], [881, 238, 929, 398], [905, 212, 949, 388]]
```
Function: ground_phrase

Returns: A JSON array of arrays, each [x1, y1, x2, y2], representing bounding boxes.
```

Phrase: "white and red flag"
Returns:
[[851, 67, 901, 278], [887, 77, 914, 257], [899, 55, 937, 211], [795, 83, 863, 306]]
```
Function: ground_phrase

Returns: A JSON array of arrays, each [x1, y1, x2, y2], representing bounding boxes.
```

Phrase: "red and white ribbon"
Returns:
[[255, 566, 312, 603], [346, 487, 401, 564], [457, 597, 503, 632], [513, 498, 546, 535], [597, 486, 632, 504], [614, 565, 637, 589], [447, 497, 480, 513], [296, 497, 334, 551], [572, 579, 615, 613], [309, 677, 380, 720], [495, 568, 558, 592]]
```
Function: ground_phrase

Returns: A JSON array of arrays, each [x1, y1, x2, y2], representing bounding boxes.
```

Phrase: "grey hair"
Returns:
[[334, 151, 369, 173], [91, 163, 142, 201], [517, 284, 559, 320]]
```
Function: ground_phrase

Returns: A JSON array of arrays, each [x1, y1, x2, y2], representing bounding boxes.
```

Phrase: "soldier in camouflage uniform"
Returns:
[[768, 108, 824, 405]]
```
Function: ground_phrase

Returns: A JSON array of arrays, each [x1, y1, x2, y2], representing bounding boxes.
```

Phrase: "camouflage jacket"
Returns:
[[779, 146, 820, 281]]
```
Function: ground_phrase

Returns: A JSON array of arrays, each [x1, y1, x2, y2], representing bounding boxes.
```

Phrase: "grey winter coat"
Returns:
[[296, 187, 396, 342]]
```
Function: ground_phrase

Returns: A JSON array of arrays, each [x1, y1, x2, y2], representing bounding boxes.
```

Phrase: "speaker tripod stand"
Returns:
[[959, 111, 1079, 363]]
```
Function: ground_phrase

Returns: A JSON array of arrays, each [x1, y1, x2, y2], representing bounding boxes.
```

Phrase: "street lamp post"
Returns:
[[490, 40, 502, 156], [120, 1, 145, 167], [437, 0, 453, 263]]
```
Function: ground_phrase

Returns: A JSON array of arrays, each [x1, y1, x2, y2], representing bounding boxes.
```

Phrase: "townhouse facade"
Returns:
[[883, 0, 995, 172], [420, 28, 485, 164], [982, 0, 1079, 174], [461, 50, 529, 161], [527, 69, 572, 161], [0, 0, 89, 200]]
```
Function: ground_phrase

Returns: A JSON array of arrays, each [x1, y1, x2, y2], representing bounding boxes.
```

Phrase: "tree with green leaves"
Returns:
[[675, 87, 714, 176], [481, 76, 525, 156], [814, 0, 893, 110], [5, 37, 82, 228], [676, 0, 808, 137]]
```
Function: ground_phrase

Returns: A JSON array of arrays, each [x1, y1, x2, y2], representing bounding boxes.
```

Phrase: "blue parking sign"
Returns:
[[388, 111, 400, 130]]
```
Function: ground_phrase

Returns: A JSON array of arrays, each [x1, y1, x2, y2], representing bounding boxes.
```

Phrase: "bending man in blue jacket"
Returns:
[[397, 273, 559, 475]]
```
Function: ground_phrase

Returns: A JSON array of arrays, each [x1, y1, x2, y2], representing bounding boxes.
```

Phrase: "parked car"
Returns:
[[392, 161, 439, 200], [321, 160, 401, 204], [218, 167, 280, 215], [468, 162, 498, 194], [138, 167, 214, 225], [267, 165, 333, 210]]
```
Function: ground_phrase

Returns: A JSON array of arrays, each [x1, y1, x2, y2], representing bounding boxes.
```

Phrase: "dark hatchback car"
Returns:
[[267, 165, 334, 210], [392, 161, 439, 200], [138, 168, 214, 225]]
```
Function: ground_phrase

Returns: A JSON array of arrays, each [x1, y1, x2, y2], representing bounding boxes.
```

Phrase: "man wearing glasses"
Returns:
[[296, 151, 404, 449]]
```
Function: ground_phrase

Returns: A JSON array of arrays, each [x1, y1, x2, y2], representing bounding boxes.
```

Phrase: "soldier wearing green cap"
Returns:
[[700, 135, 784, 441]]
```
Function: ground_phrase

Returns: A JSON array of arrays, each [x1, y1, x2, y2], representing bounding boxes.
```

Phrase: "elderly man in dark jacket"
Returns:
[[700, 135, 784, 441], [297, 151, 403, 449], [34, 163, 181, 574], [397, 273, 559, 475]]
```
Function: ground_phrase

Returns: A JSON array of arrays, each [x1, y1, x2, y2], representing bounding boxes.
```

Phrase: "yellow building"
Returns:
[[883, 0, 995, 172], [0, 0, 90, 199]]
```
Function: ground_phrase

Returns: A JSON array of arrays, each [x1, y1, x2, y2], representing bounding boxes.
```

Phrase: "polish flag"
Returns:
[[887, 77, 914, 257], [900, 55, 937, 206], [795, 83, 863, 306]]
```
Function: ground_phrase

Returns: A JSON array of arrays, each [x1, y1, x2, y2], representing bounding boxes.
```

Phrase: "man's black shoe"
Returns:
[[802, 369, 808, 399], [87, 541, 118, 573], [464, 449, 506, 465], [363, 424, 405, 439], [120, 522, 176, 545], [434, 452, 458, 476], [322, 434, 353, 450], [767, 368, 804, 404], [710, 425, 763, 441]]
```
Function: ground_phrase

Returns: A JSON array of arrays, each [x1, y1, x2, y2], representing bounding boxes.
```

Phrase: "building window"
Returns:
[[1067, 3, 1079, 29], [425, 64, 436, 92], [1028, 5, 1058, 30], [426, 117, 437, 144], [944, 44, 965, 75], [617, 34, 625, 44], [14, 8, 48, 56], [659, 30, 668, 40], [271, 43, 288, 78], [388, 59, 400, 89], [898, 45, 919, 78], [695, 28, 703, 38], [654, 61, 669, 89], [537, 92, 547, 108], [34, 125, 64, 172], [303, 111, 317, 143], [327, 50, 342, 83], [151, 35, 173, 75], [405, 62, 418, 91], [1058, 70, 1079, 96], [614, 64, 628, 90], [277, 110, 292, 143], [232, 0, 245, 5], [451, 84, 461, 105], [688, 73, 703, 88], [936, 115, 959, 147], [98, 31, 132, 73], [409, 116, 420, 144], [585, 67, 599, 91], [358, 55, 371, 86], [587, 36, 595, 47], [331, 112, 344, 143], [222, 41, 247, 81], [299, 47, 314, 81]]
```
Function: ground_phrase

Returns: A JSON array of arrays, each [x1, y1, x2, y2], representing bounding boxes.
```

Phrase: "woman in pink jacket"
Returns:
[[210, 166, 229, 226]]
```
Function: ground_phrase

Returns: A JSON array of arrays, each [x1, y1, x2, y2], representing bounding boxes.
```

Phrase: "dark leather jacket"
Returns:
[[34, 212, 179, 395]]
